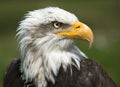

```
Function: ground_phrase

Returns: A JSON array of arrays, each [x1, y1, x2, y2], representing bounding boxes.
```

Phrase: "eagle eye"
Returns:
[[53, 22, 61, 29]]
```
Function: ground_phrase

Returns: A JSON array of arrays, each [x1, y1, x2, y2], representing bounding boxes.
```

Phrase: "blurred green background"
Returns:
[[0, 0, 120, 86]]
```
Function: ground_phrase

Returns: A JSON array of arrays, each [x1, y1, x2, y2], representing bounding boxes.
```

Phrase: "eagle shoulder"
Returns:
[[47, 58, 117, 87], [3, 59, 24, 87], [3, 59, 35, 87], [3, 58, 117, 87]]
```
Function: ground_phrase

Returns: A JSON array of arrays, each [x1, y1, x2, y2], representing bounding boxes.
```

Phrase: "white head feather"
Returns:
[[17, 7, 87, 87]]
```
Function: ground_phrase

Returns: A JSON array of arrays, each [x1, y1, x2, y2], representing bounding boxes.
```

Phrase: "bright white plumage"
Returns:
[[17, 7, 90, 87]]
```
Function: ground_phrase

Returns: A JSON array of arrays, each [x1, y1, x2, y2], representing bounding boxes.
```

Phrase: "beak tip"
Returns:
[[87, 30, 94, 47], [89, 27, 94, 43], [89, 39, 93, 48]]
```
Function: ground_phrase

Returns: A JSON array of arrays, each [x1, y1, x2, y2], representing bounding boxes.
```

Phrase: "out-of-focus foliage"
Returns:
[[0, 0, 120, 87]]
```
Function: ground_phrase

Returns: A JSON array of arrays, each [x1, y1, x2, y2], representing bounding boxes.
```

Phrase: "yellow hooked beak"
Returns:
[[57, 21, 94, 45]]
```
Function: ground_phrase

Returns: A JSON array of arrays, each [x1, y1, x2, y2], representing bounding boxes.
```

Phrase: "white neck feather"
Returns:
[[19, 34, 87, 87]]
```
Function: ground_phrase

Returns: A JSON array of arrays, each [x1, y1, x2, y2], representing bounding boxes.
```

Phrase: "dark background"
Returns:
[[0, 0, 120, 86]]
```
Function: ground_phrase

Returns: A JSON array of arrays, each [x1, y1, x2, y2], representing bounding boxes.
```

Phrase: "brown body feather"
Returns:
[[3, 58, 117, 87]]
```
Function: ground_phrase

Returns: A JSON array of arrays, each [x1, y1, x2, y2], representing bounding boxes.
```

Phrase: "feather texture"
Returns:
[[16, 7, 85, 87], [3, 58, 117, 87]]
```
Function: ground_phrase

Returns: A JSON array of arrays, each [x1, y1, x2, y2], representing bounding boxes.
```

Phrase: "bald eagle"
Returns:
[[3, 7, 117, 87]]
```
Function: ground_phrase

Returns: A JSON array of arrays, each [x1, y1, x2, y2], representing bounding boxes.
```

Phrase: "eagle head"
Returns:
[[17, 7, 94, 87]]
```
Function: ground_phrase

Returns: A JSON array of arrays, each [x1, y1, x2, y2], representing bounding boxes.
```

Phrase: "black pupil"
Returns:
[[56, 23, 59, 26]]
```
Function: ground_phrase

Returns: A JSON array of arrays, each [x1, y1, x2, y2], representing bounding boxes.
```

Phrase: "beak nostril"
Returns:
[[76, 26, 80, 28]]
